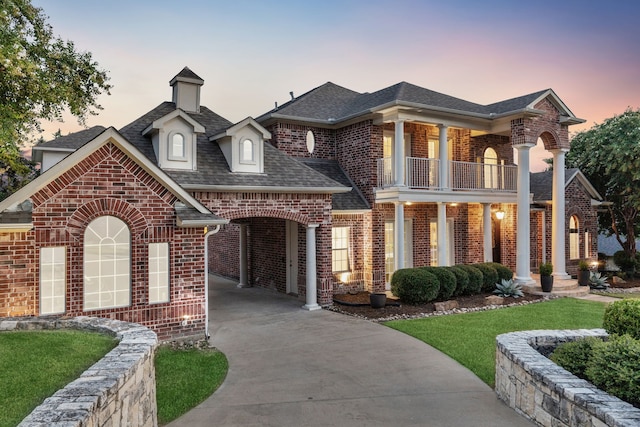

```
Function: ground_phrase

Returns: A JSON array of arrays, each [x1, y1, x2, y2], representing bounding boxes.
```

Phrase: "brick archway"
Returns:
[[66, 198, 148, 240], [223, 209, 312, 225]]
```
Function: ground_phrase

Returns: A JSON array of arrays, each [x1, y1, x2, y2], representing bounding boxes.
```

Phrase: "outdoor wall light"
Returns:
[[495, 210, 505, 220]]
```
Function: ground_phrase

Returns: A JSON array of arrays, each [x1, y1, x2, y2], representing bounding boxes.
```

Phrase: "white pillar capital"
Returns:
[[303, 224, 321, 311]]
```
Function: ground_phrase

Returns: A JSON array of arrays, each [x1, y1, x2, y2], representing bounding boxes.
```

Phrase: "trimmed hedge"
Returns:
[[390, 268, 440, 304], [447, 266, 470, 297], [603, 299, 640, 340], [482, 262, 513, 282], [473, 263, 499, 293], [422, 267, 456, 301], [457, 265, 483, 295]]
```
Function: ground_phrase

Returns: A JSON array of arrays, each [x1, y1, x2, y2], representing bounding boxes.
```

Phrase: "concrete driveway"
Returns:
[[167, 276, 534, 426]]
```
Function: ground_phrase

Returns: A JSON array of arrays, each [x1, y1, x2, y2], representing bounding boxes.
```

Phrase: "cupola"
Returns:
[[170, 67, 204, 113]]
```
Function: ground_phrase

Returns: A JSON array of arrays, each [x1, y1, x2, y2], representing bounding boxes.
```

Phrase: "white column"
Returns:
[[483, 203, 493, 263], [237, 224, 249, 288], [437, 202, 448, 266], [394, 120, 405, 186], [551, 148, 570, 279], [438, 125, 449, 189], [303, 224, 321, 311], [394, 202, 405, 271], [514, 144, 534, 284]]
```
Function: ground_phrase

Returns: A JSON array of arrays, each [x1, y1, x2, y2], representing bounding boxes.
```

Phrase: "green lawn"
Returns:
[[593, 292, 640, 299], [385, 298, 606, 387], [0, 331, 117, 427], [154, 346, 228, 425]]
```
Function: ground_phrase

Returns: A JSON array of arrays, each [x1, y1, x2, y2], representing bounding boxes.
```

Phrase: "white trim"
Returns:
[[210, 117, 271, 141], [142, 109, 205, 136], [0, 224, 33, 232]]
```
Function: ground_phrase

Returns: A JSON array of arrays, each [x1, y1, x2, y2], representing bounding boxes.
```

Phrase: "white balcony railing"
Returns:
[[376, 157, 517, 192]]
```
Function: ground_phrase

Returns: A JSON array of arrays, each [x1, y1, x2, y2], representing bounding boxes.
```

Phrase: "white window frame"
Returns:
[[240, 138, 255, 164], [384, 219, 413, 286], [149, 242, 170, 304], [168, 131, 187, 161], [332, 226, 350, 273], [40, 246, 66, 315], [483, 147, 499, 189], [430, 218, 455, 266], [84, 215, 131, 310], [569, 215, 580, 260]]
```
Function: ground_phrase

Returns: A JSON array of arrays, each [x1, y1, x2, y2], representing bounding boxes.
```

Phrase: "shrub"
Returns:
[[447, 266, 470, 297], [578, 260, 589, 271], [604, 299, 640, 340], [613, 250, 635, 272], [390, 268, 440, 304], [550, 337, 600, 379], [539, 262, 553, 276], [483, 263, 513, 282], [473, 263, 499, 293], [585, 334, 640, 408], [457, 265, 483, 295], [422, 267, 456, 301]]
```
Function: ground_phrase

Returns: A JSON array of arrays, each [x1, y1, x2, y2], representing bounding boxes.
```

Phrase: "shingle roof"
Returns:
[[34, 125, 107, 150], [259, 82, 556, 124], [530, 168, 580, 201], [118, 102, 346, 191], [0, 211, 32, 224], [299, 158, 369, 210], [173, 66, 203, 82]]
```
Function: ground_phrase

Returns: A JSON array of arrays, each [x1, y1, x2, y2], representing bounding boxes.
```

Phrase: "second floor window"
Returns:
[[169, 132, 186, 160], [241, 138, 254, 163]]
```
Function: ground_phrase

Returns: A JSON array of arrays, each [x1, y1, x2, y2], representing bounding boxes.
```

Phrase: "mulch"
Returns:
[[327, 277, 640, 322]]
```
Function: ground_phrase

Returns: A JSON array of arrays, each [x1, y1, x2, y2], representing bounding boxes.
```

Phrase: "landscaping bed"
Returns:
[[330, 291, 547, 321]]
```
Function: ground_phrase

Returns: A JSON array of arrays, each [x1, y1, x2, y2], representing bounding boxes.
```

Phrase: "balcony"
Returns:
[[377, 157, 517, 192]]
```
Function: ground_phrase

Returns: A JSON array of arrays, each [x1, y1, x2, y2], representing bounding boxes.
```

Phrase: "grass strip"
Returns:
[[0, 330, 116, 427], [155, 346, 228, 425], [385, 298, 605, 387]]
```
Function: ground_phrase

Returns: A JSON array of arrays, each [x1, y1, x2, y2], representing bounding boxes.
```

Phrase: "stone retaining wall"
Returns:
[[0, 316, 158, 427], [496, 329, 640, 427]]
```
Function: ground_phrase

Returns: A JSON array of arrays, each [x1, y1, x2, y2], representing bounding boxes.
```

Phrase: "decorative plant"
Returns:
[[539, 262, 553, 276], [589, 272, 609, 290], [578, 260, 589, 271], [493, 279, 524, 298]]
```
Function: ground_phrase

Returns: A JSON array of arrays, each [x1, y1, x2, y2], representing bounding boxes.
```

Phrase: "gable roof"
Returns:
[[257, 83, 584, 126], [530, 168, 603, 202], [0, 127, 227, 227], [31, 125, 107, 162]]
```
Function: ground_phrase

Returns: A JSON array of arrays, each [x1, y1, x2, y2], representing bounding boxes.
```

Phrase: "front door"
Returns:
[[492, 217, 502, 264], [285, 221, 298, 295]]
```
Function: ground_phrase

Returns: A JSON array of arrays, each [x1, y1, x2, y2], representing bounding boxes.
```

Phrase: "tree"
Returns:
[[566, 108, 640, 258], [0, 0, 112, 199]]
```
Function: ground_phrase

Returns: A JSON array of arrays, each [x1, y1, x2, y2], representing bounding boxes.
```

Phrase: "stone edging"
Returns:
[[495, 329, 640, 427], [0, 316, 158, 427]]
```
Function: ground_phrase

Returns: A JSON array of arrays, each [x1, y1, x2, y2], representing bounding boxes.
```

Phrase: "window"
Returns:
[[40, 247, 66, 315], [241, 138, 254, 163], [332, 227, 350, 272], [569, 215, 580, 259], [84, 216, 131, 310], [384, 220, 413, 284], [430, 219, 455, 266], [169, 132, 186, 160], [584, 231, 591, 260], [149, 243, 169, 304], [306, 130, 315, 154], [483, 147, 498, 189]]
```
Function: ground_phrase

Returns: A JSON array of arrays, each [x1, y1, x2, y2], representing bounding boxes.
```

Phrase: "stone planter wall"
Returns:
[[496, 329, 640, 427], [0, 316, 158, 427]]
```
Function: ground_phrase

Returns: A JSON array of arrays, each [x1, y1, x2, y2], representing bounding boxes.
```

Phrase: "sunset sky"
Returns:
[[32, 0, 640, 171]]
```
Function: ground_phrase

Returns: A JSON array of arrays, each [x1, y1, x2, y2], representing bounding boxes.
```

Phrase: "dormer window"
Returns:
[[168, 132, 186, 161], [240, 138, 255, 163]]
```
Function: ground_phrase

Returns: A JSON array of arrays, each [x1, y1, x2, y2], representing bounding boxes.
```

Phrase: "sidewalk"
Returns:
[[167, 276, 534, 426]]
